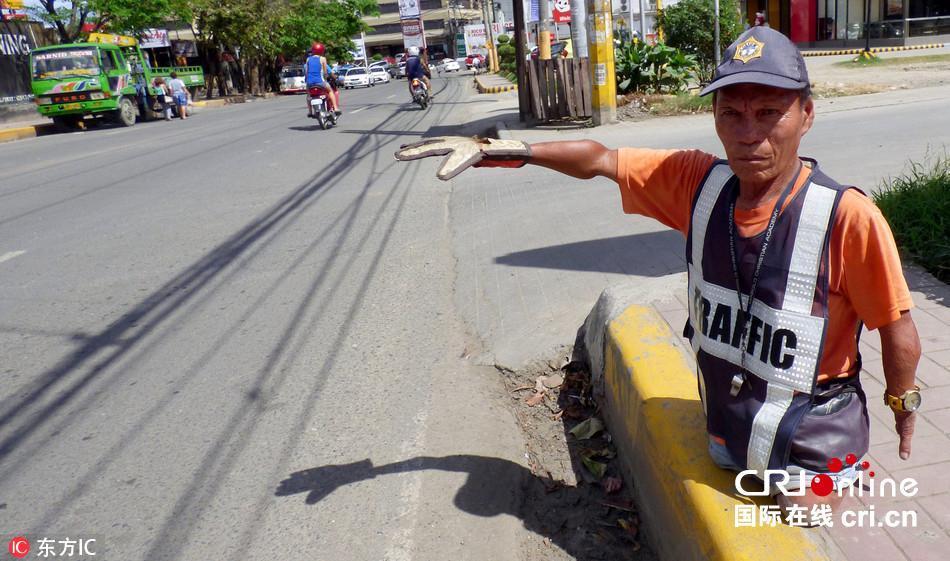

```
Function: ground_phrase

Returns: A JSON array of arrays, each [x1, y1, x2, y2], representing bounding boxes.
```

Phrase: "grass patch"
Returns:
[[645, 92, 712, 115], [833, 53, 950, 68], [873, 153, 950, 283]]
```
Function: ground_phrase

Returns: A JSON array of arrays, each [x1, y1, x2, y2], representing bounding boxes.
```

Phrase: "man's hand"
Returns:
[[879, 311, 921, 462], [894, 410, 915, 460], [394, 136, 531, 180]]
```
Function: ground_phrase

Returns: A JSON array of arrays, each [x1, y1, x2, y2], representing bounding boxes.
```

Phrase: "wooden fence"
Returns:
[[523, 57, 593, 122]]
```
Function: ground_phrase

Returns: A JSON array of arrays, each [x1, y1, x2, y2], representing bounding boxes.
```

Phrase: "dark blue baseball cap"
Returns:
[[700, 27, 810, 96]]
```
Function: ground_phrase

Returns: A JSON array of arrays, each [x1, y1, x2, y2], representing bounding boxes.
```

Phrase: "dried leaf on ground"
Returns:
[[618, 517, 639, 541], [581, 455, 608, 479], [582, 446, 615, 460], [538, 373, 564, 389], [600, 498, 636, 512], [562, 404, 588, 420], [569, 417, 605, 440], [525, 391, 547, 407]]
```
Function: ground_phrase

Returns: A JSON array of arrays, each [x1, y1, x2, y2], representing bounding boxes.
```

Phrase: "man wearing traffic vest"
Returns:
[[394, 27, 922, 515]]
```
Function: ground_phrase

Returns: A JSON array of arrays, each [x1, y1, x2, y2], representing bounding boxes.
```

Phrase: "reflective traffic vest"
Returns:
[[685, 159, 856, 476]]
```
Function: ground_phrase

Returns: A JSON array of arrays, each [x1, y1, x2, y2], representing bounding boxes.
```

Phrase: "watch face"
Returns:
[[905, 391, 922, 412]]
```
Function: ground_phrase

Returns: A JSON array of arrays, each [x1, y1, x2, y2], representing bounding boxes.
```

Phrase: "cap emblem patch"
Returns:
[[733, 37, 765, 63]]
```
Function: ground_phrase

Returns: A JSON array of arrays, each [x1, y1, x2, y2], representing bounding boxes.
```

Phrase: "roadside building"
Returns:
[[362, 0, 482, 59], [740, 0, 948, 47]]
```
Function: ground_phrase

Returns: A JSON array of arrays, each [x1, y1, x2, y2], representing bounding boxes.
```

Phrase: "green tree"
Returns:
[[496, 34, 516, 79], [277, 0, 379, 63], [31, 0, 189, 43], [657, 0, 743, 84]]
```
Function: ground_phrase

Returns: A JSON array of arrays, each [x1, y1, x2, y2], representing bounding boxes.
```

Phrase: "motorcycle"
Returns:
[[308, 85, 338, 129], [410, 78, 429, 110]]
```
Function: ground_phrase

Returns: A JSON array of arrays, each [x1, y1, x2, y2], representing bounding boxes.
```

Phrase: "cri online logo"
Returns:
[[736, 452, 880, 497], [8, 536, 30, 558]]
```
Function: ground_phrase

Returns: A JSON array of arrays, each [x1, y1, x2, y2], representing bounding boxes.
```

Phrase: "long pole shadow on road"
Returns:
[[275, 454, 661, 560], [5, 83, 443, 545], [494, 231, 687, 277]]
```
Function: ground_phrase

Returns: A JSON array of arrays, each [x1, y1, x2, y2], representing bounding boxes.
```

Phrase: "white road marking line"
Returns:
[[0, 250, 26, 265], [387, 94, 396, 99], [352, 107, 368, 113]]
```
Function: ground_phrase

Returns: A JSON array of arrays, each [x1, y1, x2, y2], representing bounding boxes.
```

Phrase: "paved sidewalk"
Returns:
[[452, 83, 950, 560]]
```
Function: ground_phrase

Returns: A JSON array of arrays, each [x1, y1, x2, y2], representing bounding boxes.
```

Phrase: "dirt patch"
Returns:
[[495, 350, 659, 561], [617, 93, 712, 122], [811, 82, 894, 98], [808, 52, 950, 91]]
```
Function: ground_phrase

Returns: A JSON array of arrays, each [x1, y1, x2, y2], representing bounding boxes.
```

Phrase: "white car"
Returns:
[[442, 59, 460, 72], [343, 67, 372, 88], [278, 65, 306, 94], [369, 66, 390, 83]]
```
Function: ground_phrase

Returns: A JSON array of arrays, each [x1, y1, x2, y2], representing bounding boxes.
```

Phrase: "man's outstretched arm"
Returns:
[[395, 137, 617, 182], [527, 141, 618, 181]]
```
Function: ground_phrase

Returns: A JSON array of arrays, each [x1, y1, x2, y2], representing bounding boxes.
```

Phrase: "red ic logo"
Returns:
[[8, 536, 30, 558]]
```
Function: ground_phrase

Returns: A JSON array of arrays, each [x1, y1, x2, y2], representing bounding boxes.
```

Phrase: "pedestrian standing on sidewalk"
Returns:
[[395, 27, 922, 516], [152, 77, 173, 121], [168, 72, 191, 120]]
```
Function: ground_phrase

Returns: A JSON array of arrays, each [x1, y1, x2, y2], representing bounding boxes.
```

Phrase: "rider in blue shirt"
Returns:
[[305, 42, 340, 116], [404, 46, 432, 99]]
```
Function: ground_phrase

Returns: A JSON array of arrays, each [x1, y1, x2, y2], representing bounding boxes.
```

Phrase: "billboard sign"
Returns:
[[402, 18, 426, 50], [140, 28, 170, 49], [398, 0, 421, 19]]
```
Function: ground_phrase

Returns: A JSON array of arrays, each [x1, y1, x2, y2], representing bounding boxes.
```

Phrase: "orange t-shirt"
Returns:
[[616, 148, 913, 383]]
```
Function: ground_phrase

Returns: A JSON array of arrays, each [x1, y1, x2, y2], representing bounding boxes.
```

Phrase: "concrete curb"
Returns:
[[802, 43, 945, 57], [585, 289, 834, 561], [474, 74, 518, 94], [0, 123, 54, 144]]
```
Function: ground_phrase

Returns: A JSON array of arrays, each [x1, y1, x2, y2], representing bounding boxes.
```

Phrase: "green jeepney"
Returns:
[[30, 33, 204, 129]]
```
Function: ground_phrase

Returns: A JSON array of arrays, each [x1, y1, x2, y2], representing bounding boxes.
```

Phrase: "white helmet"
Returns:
[[408, 46, 420, 56]]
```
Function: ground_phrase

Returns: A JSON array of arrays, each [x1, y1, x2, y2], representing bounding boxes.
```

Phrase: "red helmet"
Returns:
[[311, 42, 325, 56]]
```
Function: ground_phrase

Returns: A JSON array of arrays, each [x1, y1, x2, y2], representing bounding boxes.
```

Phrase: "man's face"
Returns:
[[713, 84, 814, 188]]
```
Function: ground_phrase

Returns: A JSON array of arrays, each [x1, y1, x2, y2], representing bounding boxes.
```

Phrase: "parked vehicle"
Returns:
[[279, 65, 306, 94], [442, 59, 460, 72], [464, 54, 485, 69], [343, 67, 372, 88], [396, 62, 407, 79], [410, 78, 429, 109], [30, 32, 204, 129], [369, 66, 390, 84], [308, 85, 338, 130]]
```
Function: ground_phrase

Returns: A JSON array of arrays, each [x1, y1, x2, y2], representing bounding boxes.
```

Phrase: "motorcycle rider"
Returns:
[[305, 42, 340, 117], [405, 46, 432, 100]]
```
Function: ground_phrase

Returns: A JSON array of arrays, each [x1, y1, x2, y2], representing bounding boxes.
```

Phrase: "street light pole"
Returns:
[[714, 0, 720, 67]]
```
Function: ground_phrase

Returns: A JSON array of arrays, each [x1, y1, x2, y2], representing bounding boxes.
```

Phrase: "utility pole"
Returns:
[[481, 0, 499, 71], [587, 0, 616, 125], [514, 0, 530, 120], [638, 0, 646, 42], [714, 0, 720, 66], [569, 0, 588, 57], [538, 0, 552, 59]]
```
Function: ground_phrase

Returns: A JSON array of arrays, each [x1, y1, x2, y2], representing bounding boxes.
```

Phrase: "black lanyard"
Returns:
[[727, 166, 801, 368]]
